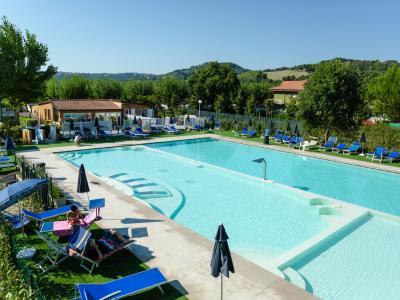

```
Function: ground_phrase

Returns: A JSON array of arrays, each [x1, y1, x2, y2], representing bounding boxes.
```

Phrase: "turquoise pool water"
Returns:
[[148, 138, 400, 216], [59, 145, 327, 262], [283, 214, 400, 300]]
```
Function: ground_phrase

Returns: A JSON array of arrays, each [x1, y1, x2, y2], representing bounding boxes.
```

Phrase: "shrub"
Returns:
[[363, 123, 400, 151], [0, 216, 36, 299]]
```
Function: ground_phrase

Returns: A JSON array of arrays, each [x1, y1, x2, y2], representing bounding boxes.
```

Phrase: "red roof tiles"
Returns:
[[51, 99, 122, 111]]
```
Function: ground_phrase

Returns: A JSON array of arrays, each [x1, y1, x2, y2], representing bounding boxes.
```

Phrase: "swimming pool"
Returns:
[[147, 138, 400, 216], [280, 214, 400, 300], [59, 144, 329, 265]]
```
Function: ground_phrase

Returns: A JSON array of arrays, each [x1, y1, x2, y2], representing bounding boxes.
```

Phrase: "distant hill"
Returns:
[[264, 58, 400, 76], [164, 62, 250, 79], [55, 72, 159, 81], [57, 62, 250, 81], [265, 69, 309, 81], [56, 58, 400, 82]]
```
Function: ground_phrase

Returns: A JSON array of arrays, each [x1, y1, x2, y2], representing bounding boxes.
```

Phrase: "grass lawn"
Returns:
[[214, 130, 400, 168], [14, 223, 187, 300]]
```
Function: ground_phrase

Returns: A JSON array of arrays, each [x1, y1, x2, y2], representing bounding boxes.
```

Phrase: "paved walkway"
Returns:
[[20, 133, 397, 300]]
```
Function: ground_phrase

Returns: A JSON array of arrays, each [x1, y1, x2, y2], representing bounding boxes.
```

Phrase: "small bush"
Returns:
[[0, 216, 36, 299], [363, 123, 400, 151]]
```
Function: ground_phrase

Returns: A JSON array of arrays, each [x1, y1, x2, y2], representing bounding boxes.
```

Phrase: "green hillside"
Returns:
[[266, 69, 309, 81], [164, 62, 250, 79]]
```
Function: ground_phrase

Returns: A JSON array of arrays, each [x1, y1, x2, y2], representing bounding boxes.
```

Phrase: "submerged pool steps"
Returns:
[[104, 172, 186, 219]]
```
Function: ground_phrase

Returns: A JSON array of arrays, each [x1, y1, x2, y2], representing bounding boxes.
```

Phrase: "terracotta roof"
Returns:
[[51, 99, 122, 111], [269, 80, 306, 92]]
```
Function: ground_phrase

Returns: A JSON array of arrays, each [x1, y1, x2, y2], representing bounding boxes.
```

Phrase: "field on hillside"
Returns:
[[266, 69, 308, 80]]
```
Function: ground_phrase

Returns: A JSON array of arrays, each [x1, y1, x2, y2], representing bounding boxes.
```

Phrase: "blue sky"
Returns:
[[1, 0, 399, 74]]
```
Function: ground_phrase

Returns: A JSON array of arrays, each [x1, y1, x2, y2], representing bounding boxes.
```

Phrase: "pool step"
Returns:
[[105, 172, 186, 219], [282, 268, 306, 291]]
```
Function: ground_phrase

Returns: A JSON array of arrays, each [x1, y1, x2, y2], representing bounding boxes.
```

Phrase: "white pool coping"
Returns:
[[17, 134, 400, 299]]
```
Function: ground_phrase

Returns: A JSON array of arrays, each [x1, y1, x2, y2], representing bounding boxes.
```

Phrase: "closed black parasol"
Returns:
[[77, 164, 90, 201], [210, 223, 235, 300]]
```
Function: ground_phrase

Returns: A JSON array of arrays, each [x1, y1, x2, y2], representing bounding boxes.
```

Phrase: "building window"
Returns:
[[63, 113, 92, 122]]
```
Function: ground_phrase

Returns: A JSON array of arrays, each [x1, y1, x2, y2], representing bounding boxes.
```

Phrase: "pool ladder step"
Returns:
[[282, 268, 306, 291]]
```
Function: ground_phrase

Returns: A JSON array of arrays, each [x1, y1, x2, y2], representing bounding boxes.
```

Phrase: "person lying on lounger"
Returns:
[[66, 205, 84, 226], [68, 229, 133, 261]]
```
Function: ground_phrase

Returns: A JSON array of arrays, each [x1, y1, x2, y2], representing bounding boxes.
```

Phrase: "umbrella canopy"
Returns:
[[69, 119, 74, 131], [5, 136, 15, 151], [211, 224, 235, 278], [0, 179, 48, 211], [286, 122, 291, 133], [94, 117, 100, 129], [77, 164, 90, 194], [293, 124, 299, 136], [360, 131, 366, 143]]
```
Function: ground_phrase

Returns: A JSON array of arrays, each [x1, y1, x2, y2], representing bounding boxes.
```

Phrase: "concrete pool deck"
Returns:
[[17, 134, 399, 299]]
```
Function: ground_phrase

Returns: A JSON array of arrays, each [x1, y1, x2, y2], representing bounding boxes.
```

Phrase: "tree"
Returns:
[[264, 99, 274, 117], [298, 60, 363, 134], [155, 77, 188, 114], [0, 17, 56, 112], [58, 75, 91, 99], [91, 79, 122, 99], [122, 80, 155, 105], [245, 94, 256, 116], [214, 94, 224, 113], [367, 65, 400, 122], [188, 62, 240, 113], [286, 99, 298, 119]]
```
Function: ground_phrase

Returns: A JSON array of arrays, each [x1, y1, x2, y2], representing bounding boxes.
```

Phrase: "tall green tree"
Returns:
[[298, 60, 363, 134], [367, 65, 400, 121], [122, 80, 155, 104], [58, 75, 91, 99], [188, 62, 240, 112], [0, 17, 56, 112], [155, 77, 188, 114], [91, 79, 122, 99]]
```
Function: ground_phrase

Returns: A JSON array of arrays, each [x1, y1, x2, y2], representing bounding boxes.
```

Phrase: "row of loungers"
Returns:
[[270, 132, 399, 163], [20, 200, 168, 299], [320, 136, 400, 163]]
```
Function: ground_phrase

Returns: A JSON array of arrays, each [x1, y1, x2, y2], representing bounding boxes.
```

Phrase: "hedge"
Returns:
[[0, 216, 37, 299]]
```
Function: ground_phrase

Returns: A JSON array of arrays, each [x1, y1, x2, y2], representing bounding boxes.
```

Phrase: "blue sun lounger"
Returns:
[[383, 150, 400, 163], [163, 126, 177, 134], [273, 130, 284, 142], [132, 128, 149, 138], [2, 211, 30, 230], [75, 268, 167, 300], [288, 136, 303, 148], [281, 135, 291, 143], [368, 146, 388, 163], [332, 143, 347, 153], [23, 204, 81, 222], [319, 136, 337, 151], [343, 142, 361, 155]]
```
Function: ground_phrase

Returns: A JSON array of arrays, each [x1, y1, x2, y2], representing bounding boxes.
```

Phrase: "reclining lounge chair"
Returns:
[[74, 268, 167, 300], [343, 142, 361, 155], [319, 136, 337, 151], [23, 204, 82, 222], [37, 226, 133, 274]]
